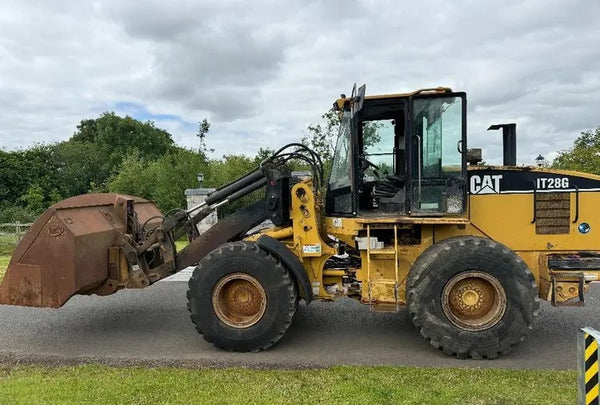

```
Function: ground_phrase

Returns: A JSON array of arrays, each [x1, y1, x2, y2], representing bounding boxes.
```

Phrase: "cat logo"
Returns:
[[470, 174, 503, 194]]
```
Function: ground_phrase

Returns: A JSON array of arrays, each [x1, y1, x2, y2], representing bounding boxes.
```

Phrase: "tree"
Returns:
[[0, 145, 60, 209], [302, 110, 339, 163], [70, 112, 175, 176], [552, 126, 600, 174], [196, 118, 214, 156], [302, 109, 382, 186], [302, 109, 382, 162], [52, 141, 109, 197], [0, 114, 181, 222], [108, 147, 209, 213], [255, 147, 275, 162], [20, 183, 45, 214]]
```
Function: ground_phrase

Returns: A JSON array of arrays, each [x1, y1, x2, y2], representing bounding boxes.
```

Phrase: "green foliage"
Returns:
[[363, 121, 383, 149], [302, 110, 383, 182], [151, 149, 209, 212], [71, 112, 174, 166], [20, 184, 45, 214], [203, 154, 260, 188], [203, 154, 264, 218], [552, 126, 600, 174], [196, 118, 213, 156], [0, 206, 39, 224], [256, 147, 275, 162], [108, 149, 264, 217], [0, 145, 59, 209], [66, 112, 176, 194], [52, 141, 110, 196], [0, 112, 274, 222], [106, 153, 154, 201], [302, 110, 382, 162], [0, 112, 180, 222], [108, 148, 208, 213], [302, 110, 340, 163]]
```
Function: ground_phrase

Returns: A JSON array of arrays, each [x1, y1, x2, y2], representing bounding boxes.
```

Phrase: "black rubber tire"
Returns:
[[187, 241, 297, 352], [407, 236, 539, 359]]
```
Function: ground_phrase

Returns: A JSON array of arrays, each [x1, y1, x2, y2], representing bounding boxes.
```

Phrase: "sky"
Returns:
[[0, 0, 598, 165]]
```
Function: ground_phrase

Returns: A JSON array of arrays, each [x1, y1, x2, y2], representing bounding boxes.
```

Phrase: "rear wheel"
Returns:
[[187, 241, 297, 352], [407, 236, 539, 359]]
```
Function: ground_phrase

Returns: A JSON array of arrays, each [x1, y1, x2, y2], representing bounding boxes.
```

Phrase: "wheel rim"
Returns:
[[442, 271, 506, 331], [212, 273, 267, 329]]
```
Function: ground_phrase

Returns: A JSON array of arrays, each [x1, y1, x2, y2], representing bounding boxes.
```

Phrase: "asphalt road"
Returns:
[[1, 272, 599, 370]]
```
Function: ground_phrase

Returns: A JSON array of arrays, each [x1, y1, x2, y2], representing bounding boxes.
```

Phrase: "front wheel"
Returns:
[[187, 241, 297, 352], [407, 236, 539, 359]]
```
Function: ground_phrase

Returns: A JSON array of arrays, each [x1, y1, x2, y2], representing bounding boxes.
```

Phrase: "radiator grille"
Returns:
[[535, 192, 570, 234]]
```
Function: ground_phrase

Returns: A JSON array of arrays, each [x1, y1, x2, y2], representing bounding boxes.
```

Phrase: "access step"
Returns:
[[550, 271, 585, 307]]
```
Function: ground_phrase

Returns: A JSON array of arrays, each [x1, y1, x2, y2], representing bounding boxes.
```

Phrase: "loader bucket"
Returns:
[[0, 193, 162, 308]]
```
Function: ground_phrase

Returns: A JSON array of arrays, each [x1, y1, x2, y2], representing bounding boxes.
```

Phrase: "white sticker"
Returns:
[[302, 244, 322, 254], [332, 218, 343, 228], [470, 174, 503, 194], [536, 177, 569, 190]]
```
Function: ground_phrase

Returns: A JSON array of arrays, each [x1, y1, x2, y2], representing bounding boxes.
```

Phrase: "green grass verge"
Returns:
[[0, 234, 17, 256], [0, 255, 8, 281], [0, 235, 16, 282], [0, 365, 576, 405]]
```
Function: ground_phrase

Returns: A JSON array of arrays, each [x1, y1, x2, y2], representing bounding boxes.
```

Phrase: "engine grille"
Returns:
[[535, 192, 570, 234]]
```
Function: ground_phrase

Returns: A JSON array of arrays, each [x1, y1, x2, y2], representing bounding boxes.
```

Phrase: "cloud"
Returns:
[[0, 0, 598, 166]]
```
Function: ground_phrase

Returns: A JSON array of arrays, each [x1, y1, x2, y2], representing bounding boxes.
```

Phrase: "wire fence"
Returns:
[[0, 222, 33, 241]]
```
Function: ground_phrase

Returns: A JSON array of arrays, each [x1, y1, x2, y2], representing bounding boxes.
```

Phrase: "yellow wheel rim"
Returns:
[[442, 271, 506, 331], [212, 273, 267, 329]]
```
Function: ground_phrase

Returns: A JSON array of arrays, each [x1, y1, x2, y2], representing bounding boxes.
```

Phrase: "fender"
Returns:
[[256, 235, 313, 304]]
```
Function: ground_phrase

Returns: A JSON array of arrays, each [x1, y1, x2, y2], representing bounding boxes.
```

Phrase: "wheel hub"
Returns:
[[442, 271, 506, 331], [212, 273, 267, 328]]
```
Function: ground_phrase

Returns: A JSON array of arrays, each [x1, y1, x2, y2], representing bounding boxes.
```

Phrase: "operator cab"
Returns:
[[326, 86, 467, 217]]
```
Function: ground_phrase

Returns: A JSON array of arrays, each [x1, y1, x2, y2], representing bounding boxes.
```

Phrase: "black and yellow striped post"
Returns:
[[579, 327, 600, 404]]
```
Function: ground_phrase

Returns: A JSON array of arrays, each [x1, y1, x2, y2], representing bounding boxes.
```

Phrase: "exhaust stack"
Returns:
[[488, 123, 517, 166]]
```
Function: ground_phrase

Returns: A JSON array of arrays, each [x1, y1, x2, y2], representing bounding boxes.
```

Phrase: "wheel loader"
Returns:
[[2, 85, 600, 359]]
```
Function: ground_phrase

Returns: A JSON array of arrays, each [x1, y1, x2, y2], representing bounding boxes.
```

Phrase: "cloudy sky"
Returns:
[[0, 0, 598, 165]]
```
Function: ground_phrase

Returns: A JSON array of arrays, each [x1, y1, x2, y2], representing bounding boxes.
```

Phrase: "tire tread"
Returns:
[[407, 236, 540, 359], [187, 241, 297, 352]]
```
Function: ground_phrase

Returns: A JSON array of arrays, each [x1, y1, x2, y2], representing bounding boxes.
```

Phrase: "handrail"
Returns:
[[572, 185, 580, 223], [531, 181, 537, 224], [414, 135, 422, 205]]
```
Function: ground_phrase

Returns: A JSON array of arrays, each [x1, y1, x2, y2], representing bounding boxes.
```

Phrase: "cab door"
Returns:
[[408, 93, 467, 215]]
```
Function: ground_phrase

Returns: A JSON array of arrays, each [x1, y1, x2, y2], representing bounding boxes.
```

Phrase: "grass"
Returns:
[[0, 365, 576, 405], [0, 235, 16, 281], [0, 255, 8, 281], [0, 234, 17, 256], [175, 239, 188, 251]]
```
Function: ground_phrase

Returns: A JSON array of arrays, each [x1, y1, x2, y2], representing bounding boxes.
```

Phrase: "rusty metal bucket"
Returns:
[[0, 193, 163, 308]]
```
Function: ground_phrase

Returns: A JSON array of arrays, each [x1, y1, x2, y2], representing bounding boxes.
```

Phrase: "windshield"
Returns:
[[326, 110, 353, 214], [329, 111, 351, 190]]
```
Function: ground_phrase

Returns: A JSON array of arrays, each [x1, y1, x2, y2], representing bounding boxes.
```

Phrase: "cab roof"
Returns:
[[334, 86, 453, 111]]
